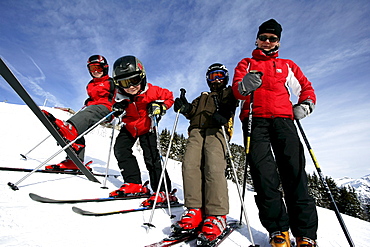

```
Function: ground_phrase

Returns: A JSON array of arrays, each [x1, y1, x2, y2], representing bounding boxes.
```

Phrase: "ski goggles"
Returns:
[[88, 64, 103, 73], [207, 70, 226, 82], [116, 74, 142, 88], [258, 35, 279, 43]]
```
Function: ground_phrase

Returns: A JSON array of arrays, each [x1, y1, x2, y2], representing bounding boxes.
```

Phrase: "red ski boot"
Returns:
[[171, 208, 203, 234], [141, 188, 179, 207], [45, 159, 92, 171], [197, 215, 227, 245], [42, 110, 78, 141], [109, 181, 150, 198]]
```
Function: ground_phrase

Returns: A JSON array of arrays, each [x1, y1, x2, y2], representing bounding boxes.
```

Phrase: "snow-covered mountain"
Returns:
[[336, 174, 370, 205], [1, 102, 370, 247]]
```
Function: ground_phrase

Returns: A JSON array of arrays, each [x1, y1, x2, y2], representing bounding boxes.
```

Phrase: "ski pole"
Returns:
[[212, 95, 258, 247], [239, 92, 254, 223], [145, 115, 173, 224], [20, 135, 51, 160], [144, 88, 185, 229], [8, 111, 116, 190], [101, 117, 120, 189], [20, 106, 86, 160], [296, 120, 355, 247]]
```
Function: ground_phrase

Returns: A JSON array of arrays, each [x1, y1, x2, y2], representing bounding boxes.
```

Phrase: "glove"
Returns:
[[148, 102, 167, 117], [174, 97, 192, 114], [293, 99, 315, 120], [212, 111, 228, 125], [112, 100, 129, 117], [238, 71, 263, 96], [84, 98, 92, 106]]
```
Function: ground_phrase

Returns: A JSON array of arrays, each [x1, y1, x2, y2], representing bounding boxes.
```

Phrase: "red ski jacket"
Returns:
[[115, 83, 174, 138], [232, 49, 316, 121], [85, 75, 115, 110]]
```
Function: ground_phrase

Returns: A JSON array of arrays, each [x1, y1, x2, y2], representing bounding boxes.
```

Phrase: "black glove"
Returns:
[[84, 98, 92, 106], [293, 99, 315, 120], [212, 111, 229, 125], [174, 97, 192, 114], [112, 101, 129, 117], [238, 71, 263, 96], [147, 102, 166, 117]]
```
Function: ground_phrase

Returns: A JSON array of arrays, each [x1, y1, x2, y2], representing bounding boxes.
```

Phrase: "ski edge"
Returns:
[[29, 192, 150, 204], [72, 203, 184, 217], [0, 166, 120, 178]]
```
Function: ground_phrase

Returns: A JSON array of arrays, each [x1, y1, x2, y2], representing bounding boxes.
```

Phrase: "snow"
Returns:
[[1, 102, 369, 247]]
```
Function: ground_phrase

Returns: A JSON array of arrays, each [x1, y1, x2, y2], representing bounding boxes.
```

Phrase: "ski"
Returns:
[[72, 203, 184, 217], [144, 233, 197, 247], [29, 192, 150, 204], [196, 221, 240, 247], [145, 221, 240, 247], [0, 58, 99, 184], [0, 166, 119, 178]]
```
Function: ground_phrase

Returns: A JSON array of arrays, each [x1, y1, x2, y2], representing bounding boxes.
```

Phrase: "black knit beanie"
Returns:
[[257, 19, 282, 39]]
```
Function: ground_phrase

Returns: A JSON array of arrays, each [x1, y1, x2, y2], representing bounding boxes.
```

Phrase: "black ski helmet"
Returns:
[[206, 63, 229, 91], [87, 55, 109, 77], [112, 55, 147, 91]]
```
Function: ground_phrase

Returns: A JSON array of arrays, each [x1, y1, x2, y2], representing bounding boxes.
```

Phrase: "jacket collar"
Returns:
[[252, 48, 279, 61]]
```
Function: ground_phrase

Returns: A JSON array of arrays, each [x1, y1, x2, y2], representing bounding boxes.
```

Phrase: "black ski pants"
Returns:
[[243, 117, 318, 240], [114, 127, 171, 193]]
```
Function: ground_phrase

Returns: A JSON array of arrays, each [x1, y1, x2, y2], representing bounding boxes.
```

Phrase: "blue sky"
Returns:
[[1, 0, 369, 179]]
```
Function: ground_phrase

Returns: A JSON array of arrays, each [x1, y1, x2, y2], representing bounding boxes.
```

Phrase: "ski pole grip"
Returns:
[[180, 88, 186, 98], [211, 94, 220, 111]]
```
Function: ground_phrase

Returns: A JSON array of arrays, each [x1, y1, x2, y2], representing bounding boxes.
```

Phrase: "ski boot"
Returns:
[[171, 208, 203, 235], [270, 231, 291, 247], [296, 237, 316, 247], [45, 159, 92, 171], [197, 215, 227, 246], [141, 188, 179, 207], [109, 181, 150, 198], [42, 110, 78, 141]]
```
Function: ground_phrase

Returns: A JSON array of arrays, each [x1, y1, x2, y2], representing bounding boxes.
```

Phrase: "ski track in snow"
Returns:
[[1, 102, 369, 247]]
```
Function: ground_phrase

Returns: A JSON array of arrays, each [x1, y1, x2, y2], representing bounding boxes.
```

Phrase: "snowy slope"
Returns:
[[1, 102, 369, 247]]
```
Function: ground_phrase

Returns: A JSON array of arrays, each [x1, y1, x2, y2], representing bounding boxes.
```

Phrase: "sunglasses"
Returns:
[[88, 64, 103, 73], [116, 74, 142, 88], [207, 70, 226, 82], [258, 35, 279, 43]]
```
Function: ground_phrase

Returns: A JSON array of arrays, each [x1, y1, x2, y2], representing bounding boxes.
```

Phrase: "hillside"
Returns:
[[1, 102, 369, 247]]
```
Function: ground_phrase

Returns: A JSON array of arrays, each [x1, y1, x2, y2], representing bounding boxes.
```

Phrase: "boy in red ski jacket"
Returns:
[[43, 55, 115, 171], [232, 19, 318, 247], [109, 55, 177, 206]]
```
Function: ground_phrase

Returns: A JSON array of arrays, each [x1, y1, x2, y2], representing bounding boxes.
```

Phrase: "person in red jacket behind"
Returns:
[[109, 55, 177, 206], [43, 55, 115, 171], [232, 19, 318, 247]]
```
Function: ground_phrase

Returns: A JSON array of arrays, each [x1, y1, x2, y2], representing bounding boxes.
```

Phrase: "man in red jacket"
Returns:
[[232, 19, 318, 247], [43, 55, 115, 170], [109, 56, 177, 206]]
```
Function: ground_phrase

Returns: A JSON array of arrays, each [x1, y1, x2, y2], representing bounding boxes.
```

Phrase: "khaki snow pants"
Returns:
[[182, 128, 229, 215]]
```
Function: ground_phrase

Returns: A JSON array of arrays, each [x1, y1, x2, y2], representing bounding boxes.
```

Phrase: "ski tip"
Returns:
[[29, 193, 39, 200], [8, 182, 19, 191], [72, 206, 84, 214], [20, 154, 27, 160], [143, 222, 156, 228], [100, 186, 109, 189]]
